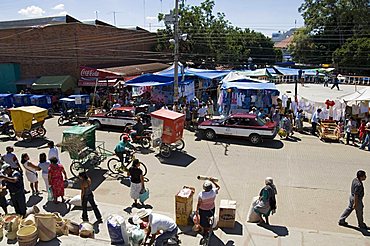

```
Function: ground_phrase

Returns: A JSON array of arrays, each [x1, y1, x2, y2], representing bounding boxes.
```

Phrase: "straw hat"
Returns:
[[136, 209, 152, 219], [1, 163, 11, 171]]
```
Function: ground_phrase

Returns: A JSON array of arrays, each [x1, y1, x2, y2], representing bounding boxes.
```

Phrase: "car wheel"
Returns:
[[160, 144, 171, 158], [204, 129, 216, 140], [249, 134, 262, 145], [93, 120, 101, 129], [7, 128, 16, 138]]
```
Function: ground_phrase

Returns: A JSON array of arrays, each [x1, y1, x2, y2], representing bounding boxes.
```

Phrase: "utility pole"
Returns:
[[95, 11, 99, 19], [113, 11, 117, 26], [173, 0, 179, 101]]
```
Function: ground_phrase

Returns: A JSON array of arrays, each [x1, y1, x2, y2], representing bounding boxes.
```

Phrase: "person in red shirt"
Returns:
[[359, 120, 366, 142]]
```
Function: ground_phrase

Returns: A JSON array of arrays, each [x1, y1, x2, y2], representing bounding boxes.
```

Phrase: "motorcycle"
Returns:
[[120, 126, 152, 149], [0, 122, 16, 138], [58, 109, 79, 126]]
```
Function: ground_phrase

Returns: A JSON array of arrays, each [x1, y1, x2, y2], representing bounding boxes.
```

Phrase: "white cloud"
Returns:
[[52, 4, 65, 10], [18, 6, 45, 18], [146, 16, 157, 23], [57, 11, 68, 16]]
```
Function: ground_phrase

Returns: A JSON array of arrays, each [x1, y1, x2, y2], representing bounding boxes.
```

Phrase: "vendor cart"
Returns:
[[8, 106, 48, 142], [62, 125, 113, 177], [151, 108, 185, 158], [318, 120, 340, 142]]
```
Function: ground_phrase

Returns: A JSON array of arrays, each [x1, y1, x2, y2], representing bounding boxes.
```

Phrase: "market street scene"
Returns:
[[0, 0, 369, 246]]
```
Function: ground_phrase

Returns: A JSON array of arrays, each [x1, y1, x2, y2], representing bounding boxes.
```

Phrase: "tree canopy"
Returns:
[[155, 0, 281, 68], [290, 0, 370, 74]]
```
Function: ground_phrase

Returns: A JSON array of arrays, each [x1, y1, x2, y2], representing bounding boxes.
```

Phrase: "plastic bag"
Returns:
[[107, 214, 128, 245], [139, 188, 149, 203], [130, 227, 145, 245], [246, 196, 260, 223], [68, 195, 91, 207]]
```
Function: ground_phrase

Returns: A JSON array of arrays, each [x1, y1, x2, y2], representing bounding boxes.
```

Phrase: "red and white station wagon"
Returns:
[[88, 107, 137, 129], [198, 113, 277, 145]]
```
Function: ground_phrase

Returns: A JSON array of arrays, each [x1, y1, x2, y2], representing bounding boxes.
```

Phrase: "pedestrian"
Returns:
[[196, 178, 220, 242], [339, 170, 368, 229], [0, 169, 8, 214], [38, 153, 51, 191], [253, 177, 277, 225], [298, 69, 303, 86], [2, 146, 21, 171], [138, 209, 178, 246], [331, 75, 340, 90], [272, 109, 281, 123], [358, 120, 366, 143], [324, 74, 329, 87], [128, 159, 145, 207], [79, 172, 102, 223], [0, 163, 26, 217], [295, 109, 304, 132], [315, 70, 320, 84], [48, 141, 59, 162], [345, 117, 357, 145], [311, 108, 322, 135], [359, 122, 370, 151], [48, 157, 67, 204], [280, 114, 293, 138], [197, 103, 208, 124], [21, 153, 41, 195], [207, 99, 214, 119]]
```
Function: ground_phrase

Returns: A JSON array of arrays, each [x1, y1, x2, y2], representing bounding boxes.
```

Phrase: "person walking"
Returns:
[[48, 157, 67, 203], [128, 159, 145, 207], [323, 74, 329, 87], [48, 141, 59, 163], [331, 75, 340, 90], [253, 177, 277, 225], [0, 163, 26, 216], [0, 169, 8, 214], [359, 123, 370, 151], [311, 108, 322, 135], [345, 117, 357, 145], [2, 146, 21, 171], [339, 170, 368, 229], [79, 172, 102, 223], [38, 153, 51, 191], [21, 153, 41, 195]]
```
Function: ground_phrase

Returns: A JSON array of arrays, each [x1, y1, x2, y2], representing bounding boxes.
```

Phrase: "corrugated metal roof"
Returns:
[[0, 15, 80, 29]]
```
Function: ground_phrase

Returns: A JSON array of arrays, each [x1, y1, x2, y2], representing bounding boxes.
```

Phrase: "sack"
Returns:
[[246, 196, 260, 223], [139, 188, 149, 203], [107, 214, 128, 245], [68, 195, 91, 207]]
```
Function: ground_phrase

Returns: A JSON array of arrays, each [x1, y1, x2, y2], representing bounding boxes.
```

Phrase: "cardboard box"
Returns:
[[175, 186, 195, 226], [218, 199, 236, 228]]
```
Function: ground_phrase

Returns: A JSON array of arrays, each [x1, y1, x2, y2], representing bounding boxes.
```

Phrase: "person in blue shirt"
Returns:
[[114, 135, 135, 164]]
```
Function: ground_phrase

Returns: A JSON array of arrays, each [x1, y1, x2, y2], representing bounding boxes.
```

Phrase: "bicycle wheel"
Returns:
[[70, 161, 84, 178], [160, 144, 171, 158], [107, 158, 121, 174], [174, 139, 185, 150], [139, 162, 148, 176]]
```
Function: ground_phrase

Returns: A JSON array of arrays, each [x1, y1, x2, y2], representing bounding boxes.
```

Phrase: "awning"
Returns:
[[221, 72, 268, 83], [221, 81, 278, 91], [78, 77, 119, 87], [32, 75, 77, 92], [14, 78, 37, 86]]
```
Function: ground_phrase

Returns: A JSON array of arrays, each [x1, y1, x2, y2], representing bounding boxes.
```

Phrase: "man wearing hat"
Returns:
[[0, 163, 26, 216], [137, 209, 178, 246]]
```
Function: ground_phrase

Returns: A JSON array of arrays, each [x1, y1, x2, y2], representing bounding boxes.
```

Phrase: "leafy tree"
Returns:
[[156, 0, 281, 67]]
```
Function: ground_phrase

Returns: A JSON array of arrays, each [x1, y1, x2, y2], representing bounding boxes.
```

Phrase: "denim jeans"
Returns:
[[360, 134, 370, 150], [155, 227, 178, 246]]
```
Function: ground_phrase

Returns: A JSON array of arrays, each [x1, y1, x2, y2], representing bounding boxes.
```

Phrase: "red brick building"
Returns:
[[0, 15, 164, 79]]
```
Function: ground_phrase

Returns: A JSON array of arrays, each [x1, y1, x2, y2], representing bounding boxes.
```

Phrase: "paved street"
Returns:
[[2, 84, 369, 245]]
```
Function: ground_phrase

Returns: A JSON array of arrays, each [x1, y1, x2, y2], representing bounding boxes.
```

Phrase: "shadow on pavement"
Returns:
[[341, 224, 370, 236], [156, 151, 196, 167], [68, 169, 107, 192], [43, 201, 71, 216], [178, 225, 198, 237], [14, 138, 50, 148], [208, 137, 284, 150], [0, 136, 16, 142], [26, 195, 43, 207], [209, 234, 235, 246], [36, 238, 62, 245], [257, 223, 289, 237], [220, 221, 243, 235]]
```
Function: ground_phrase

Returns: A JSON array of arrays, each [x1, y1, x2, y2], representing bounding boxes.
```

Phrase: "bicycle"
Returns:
[[107, 151, 147, 177]]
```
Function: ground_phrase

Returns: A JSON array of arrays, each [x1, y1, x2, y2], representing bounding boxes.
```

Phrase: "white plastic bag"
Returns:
[[68, 195, 91, 207], [107, 214, 129, 246], [246, 196, 260, 223]]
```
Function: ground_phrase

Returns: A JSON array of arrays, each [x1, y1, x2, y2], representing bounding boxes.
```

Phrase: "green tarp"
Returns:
[[32, 75, 77, 92]]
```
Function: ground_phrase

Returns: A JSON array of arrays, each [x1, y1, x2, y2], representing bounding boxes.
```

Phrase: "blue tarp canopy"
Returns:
[[125, 73, 193, 87], [273, 66, 300, 76], [155, 65, 230, 80], [221, 82, 278, 91]]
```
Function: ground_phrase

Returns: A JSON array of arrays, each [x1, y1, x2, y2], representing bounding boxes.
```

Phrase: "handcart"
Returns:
[[151, 109, 185, 158], [61, 125, 113, 177], [318, 120, 340, 142], [8, 106, 48, 142]]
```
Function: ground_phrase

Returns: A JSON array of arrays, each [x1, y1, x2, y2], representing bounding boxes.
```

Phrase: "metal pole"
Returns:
[[173, 0, 179, 101], [113, 11, 116, 26]]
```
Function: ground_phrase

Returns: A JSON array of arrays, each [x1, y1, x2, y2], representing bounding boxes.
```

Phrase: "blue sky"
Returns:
[[0, 0, 304, 36]]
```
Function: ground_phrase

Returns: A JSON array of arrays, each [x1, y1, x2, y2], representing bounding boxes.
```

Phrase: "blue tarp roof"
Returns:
[[273, 66, 324, 76], [155, 65, 230, 80], [221, 82, 278, 91], [125, 74, 194, 87]]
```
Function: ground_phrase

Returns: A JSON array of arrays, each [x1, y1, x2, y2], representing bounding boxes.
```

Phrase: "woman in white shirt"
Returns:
[[21, 153, 41, 195], [38, 153, 51, 191]]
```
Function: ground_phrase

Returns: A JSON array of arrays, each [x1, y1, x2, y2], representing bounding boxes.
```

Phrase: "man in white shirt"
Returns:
[[311, 108, 322, 135], [138, 209, 178, 246], [197, 104, 208, 123], [48, 141, 59, 162]]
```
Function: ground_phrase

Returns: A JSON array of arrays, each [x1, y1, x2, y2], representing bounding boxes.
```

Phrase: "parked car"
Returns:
[[88, 107, 137, 129], [197, 113, 277, 145]]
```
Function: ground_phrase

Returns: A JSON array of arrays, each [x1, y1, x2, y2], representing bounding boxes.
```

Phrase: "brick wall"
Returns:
[[0, 23, 159, 78]]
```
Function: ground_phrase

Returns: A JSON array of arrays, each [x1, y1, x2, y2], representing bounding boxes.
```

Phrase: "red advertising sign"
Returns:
[[79, 66, 122, 86]]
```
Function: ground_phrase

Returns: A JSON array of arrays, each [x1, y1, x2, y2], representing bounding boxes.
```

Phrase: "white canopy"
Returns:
[[340, 88, 370, 102], [221, 71, 268, 83]]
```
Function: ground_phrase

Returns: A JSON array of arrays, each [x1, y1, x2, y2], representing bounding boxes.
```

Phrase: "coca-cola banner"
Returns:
[[79, 66, 122, 86]]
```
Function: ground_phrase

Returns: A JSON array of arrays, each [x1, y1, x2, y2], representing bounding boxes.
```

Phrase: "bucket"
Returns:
[[35, 214, 56, 241], [4, 214, 20, 240], [17, 225, 38, 246], [25, 205, 40, 217]]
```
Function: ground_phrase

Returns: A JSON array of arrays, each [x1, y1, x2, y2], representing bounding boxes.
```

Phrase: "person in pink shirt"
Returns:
[[196, 178, 220, 239]]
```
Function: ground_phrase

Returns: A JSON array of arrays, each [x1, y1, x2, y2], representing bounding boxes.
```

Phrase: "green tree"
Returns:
[[156, 0, 281, 67]]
